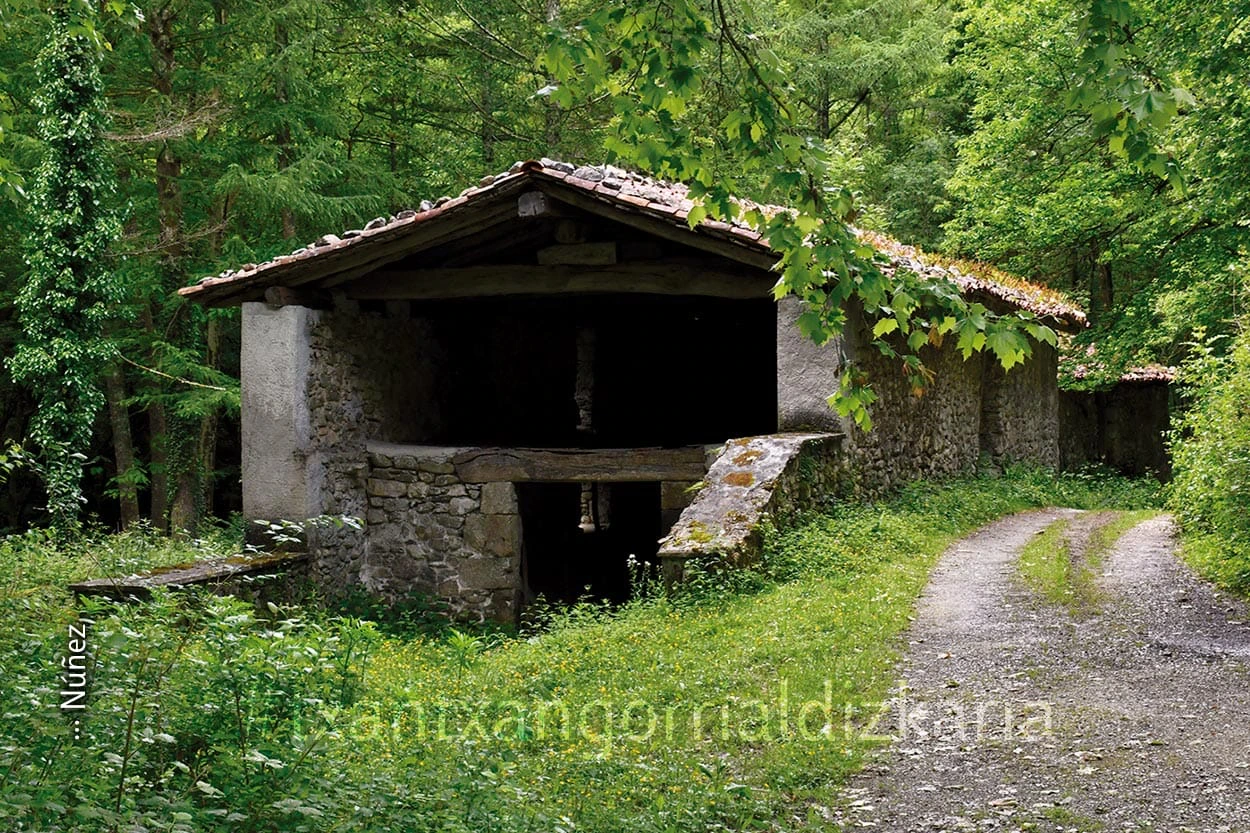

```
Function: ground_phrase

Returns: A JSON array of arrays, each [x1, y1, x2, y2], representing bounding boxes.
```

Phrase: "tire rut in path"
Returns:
[[834, 510, 1250, 833]]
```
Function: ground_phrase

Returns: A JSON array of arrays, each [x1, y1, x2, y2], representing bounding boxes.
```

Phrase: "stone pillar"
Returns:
[[466, 481, 523, 620], [776, 296, 845, 432], [241, 302, 316, 535]]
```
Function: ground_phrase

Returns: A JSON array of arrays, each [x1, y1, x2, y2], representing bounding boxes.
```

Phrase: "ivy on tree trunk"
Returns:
[[7, 0, 122, 530]]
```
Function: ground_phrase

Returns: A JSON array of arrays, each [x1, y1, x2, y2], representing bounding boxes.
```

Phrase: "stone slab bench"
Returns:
[[69, 551, 308, 600]]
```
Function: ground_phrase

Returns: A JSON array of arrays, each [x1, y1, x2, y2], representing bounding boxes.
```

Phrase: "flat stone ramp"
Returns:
[[833, 510, 1250, 832]]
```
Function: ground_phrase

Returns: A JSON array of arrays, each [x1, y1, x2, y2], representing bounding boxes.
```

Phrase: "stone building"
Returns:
[[181, 159, 1086, 621], [1059, 364, 1174, 478]]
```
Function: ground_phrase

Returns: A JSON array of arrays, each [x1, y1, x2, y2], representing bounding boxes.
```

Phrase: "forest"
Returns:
[[0, 0, 1244, 547], [1, 0, 1248, 830]]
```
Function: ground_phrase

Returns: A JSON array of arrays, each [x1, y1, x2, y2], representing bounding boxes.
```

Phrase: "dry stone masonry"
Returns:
[[364, 446, 520, 621]]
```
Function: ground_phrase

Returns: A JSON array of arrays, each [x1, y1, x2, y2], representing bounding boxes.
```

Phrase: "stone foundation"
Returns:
[[363, 446, 520, 621]]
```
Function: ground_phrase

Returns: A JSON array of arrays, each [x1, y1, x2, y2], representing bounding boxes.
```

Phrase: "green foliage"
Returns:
[[5, 1, 121, 530], [0, 470, 1158, 831], [1169, 323, 1250, 591], [1071, 0, 1189, 185], [945, 0, 1244, 380], [540, 0, 1060, 429], [0, 593, 377, 831]]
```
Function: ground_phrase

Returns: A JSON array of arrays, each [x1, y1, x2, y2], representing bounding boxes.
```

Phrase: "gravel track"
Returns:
[[834, 510, 1250, 833]]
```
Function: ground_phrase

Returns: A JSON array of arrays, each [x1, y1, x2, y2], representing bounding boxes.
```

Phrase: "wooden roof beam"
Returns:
[[340, 261, 773, 301]]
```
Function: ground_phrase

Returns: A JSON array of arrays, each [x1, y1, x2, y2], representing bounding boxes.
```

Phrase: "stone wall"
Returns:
[[1058, 390, 1100, 471], [776, 301, 1065, 495], [241, 293, 1072, 619], [981, 341, 1060, 466], [1059, 383, 1171, 478], [302, 306, 445, 592], [836, 305, 987, 494], [363, 445, 521, 621]]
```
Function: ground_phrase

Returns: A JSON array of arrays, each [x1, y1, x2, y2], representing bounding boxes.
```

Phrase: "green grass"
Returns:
[[0, 466, 1161, 832], [1018, 509, 1160, 615], [1019, 517, 1077, 607], [1090, 510, 1160, 562]]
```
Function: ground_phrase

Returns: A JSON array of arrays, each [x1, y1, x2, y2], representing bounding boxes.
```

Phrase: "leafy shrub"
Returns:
[[1169, 325, 1250, 591], [0, 588, 380, 832]]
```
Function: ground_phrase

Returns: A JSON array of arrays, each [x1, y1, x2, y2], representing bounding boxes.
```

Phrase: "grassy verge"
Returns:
[[335, 467, 1159, 830], [0, 466, 1160, 833], [1018, 509, 1160, 615]]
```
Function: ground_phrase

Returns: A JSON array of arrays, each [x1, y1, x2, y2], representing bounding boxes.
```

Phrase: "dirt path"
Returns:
[[835, 510, 1250, 832]]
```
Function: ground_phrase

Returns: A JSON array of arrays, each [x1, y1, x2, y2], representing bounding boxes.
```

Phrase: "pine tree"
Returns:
[[7, 0, 122, 530]]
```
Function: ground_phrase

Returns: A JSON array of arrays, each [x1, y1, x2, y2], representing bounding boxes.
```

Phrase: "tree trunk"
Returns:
[[144, 3, 186, 534], [543, 0, 561, 147], [275, 21, 297, 239], [149, 3, 183, 265], [169, 471, 197, 536], [197, 315, 222, 519], [1087, 257, 1114, 323], [104, 363, 140, 528], [141, 305, 170, 533], [480, 63, 496, 166]]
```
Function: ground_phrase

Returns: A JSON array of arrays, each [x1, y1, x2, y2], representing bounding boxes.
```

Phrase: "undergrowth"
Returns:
[[1019, 517, 1076, 608], [1169, 324, 1250, 593], [0, 465, 1159, 832]]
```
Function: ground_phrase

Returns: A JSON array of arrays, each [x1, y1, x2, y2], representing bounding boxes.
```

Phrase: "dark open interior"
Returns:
[[406, 294, 778, 448], [517, 481, 663, 605]]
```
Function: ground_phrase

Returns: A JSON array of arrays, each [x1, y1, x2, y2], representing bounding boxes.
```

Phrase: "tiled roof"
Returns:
[[856, 231, 1087, 329], [1061, 341, 1176, 385], [1116, 365, 1177, 383], [180, 158, 1087, 328], [1066, 361, 1177, 384]]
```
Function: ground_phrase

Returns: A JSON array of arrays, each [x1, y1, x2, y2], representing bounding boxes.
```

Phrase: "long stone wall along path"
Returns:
[[834, 511, 1250, 832]]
